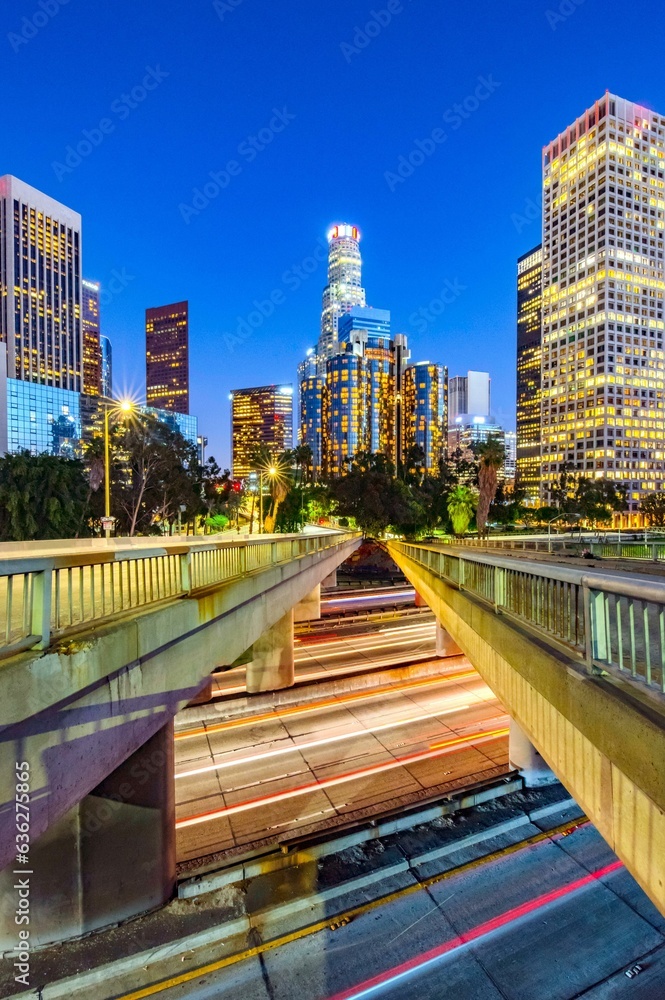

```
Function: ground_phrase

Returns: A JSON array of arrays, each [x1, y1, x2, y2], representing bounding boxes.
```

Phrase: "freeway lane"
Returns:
[[175, 666, 507, 862], [135, 822, 665, 1000], [209, 609, 437, 696]]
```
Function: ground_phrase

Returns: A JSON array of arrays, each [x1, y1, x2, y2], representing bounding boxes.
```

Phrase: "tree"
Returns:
[[447, 484, 477, 537], [573, 477, 626, 525], [330, 469, 413, 536], [641, 491, 665, 527], [0, 451, 91, 541], [476, 435, 506, 536]]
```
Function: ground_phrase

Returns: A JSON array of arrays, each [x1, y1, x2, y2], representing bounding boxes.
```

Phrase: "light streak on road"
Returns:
[[175, 668, 480, 741], [175, 702, 477, 779], [296, 622, 434, 648], [322, 589, 415, 608], [176, 726, 509, 829], [294, 633, 435, 661], [326, 859, 624, 1000]]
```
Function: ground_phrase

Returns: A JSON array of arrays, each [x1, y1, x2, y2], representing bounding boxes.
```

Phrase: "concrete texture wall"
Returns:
[[388, 542, 665, 917]]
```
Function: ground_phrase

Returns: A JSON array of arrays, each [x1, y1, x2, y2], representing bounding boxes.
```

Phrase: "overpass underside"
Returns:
[[0, 532, 359, 948], [387, 541, 665, 917]]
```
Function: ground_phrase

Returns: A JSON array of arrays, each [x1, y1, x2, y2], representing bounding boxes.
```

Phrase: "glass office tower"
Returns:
[[319, 224, 366, 362], [82, 278, 102, 396], [230, 384, 293, 479], [403, 362, 447, 474], [146, 300, 189, 414], [516, 245, 542, 503]]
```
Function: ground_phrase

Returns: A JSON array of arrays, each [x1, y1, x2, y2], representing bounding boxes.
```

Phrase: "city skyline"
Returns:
[[5, 0, 663, 468]]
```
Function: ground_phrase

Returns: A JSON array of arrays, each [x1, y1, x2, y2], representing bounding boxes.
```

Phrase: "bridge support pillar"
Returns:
[[246, 609, 295, 693], [509, 719, 557, 787], [294, 584, 321, 622], [322, 569, 337, 588], [0, 721, 175, 950], [436, 621, 463, 657], [414, 591, 428, 608]]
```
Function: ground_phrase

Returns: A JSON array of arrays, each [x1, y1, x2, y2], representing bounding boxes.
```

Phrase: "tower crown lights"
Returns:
[[327, 223, 360, 243]]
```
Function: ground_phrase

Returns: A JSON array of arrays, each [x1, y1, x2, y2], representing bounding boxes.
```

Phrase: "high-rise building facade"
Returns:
[[82, 278, 101, 395], [516, 245, 543, 502], [338, 307, 395, 459], [300, 375, 324, 478], [403, 362, 448, 474], [448, 370, 491, 426], [146, 300, 189, 414], [322, 353, 367, 477], [230, 384, 293, 479], [0, 175, 82, 390], [100, 335, 112, 398], [319, 224, 366, 362], [541, 94, 665, 511]]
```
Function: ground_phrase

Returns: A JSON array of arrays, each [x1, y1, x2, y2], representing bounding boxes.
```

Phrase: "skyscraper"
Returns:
[[516, 245, 542, 503], [319, 224, 366, 362], [448, 371, 491, 426], [403, 362, 447, 474], [146, 300, 189, 414], [0, 175, 82, 390], [540, 94, 665, 512], [100, 335, 112, 398], [338, 307, 395, 459], [231, 384, 293, 479], [322, 352, 367, 478], [82, 279, 101, 396]]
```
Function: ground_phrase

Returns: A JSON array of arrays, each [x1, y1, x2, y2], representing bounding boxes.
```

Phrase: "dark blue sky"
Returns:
[[3, 0, 664, 467]]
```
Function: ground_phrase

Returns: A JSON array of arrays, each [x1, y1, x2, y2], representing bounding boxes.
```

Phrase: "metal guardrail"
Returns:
[[390, 542, 665, 696], [0, 531, 359, 658], [448, 536, 665, 562]]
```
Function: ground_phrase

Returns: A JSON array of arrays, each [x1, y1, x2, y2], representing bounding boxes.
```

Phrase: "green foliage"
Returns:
[[447, 484, 478, 536], [0, 451, 91, 541], [641, 491, 665, 527], [329, 467, 415, 536], [476, 435, 506, 536]]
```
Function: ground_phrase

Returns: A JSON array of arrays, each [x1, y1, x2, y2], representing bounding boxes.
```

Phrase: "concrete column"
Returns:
[[186, 676, 214, 707], [509, 718, 557, 787], [415, 591, 428, 608], [321, 569, 337, 588], [435, 621, 463, 658], [0, 721, 175, 950], [293, 584, 321, 622], [246, 609, 295, 693]]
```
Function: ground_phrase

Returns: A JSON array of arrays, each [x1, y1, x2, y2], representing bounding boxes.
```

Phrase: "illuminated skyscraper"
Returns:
[[541, 94, 665, 511], [516, 245, 542, 502], [338, 307, 395, 460], [100, 335, 112, 398], [448, 371, 490, 427], [0, 175, 82, 390], [403, 362, 447, 474], [231, 384, 293, 479], [319, 224, 366, 362], [322, 352, 367, 478], [146, 300, 189, 413], [82, 279, 101, 396]]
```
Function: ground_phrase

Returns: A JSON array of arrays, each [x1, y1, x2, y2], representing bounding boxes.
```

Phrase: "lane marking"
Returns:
[[175, 668, 479, 741], [113, 818, 591, 1000], [176, 727, 509, 828]]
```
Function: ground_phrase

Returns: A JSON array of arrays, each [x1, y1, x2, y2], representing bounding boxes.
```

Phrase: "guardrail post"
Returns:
[[652, 543, 658, 563], [494, 567, 506, 613], [458, 557, 465, 590], [180, 551, 192, 595], [584, 585, 608, 671], [31, 568, 52, 650]]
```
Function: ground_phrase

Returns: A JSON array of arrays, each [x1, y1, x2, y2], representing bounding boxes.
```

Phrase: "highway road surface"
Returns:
[[133, 821, 665, 1000], [175, 659, 508, 862]]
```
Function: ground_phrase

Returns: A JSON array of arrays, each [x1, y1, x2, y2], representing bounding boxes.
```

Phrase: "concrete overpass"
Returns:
[[0, 528, 359, 949], [387, 539, 665, 917]]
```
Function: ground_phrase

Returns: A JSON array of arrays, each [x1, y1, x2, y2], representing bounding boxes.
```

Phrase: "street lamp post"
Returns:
[[102, 399, 135, 540]]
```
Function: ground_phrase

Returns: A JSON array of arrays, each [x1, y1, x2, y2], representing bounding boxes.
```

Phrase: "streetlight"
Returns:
[[259, 466, 277, 534], [102, 398, 136, 539]]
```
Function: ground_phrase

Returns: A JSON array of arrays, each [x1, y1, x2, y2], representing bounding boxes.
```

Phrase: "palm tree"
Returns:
[[447, 484, 477, 537], [476, 435, 506, 537]]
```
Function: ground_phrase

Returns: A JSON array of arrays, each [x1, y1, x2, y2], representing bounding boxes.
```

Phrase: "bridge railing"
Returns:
[[0, 531, 358, 658], [445, 535, 665, 562], [391, 542, 665, 696]]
